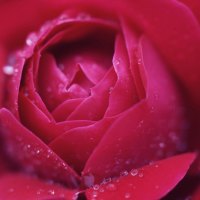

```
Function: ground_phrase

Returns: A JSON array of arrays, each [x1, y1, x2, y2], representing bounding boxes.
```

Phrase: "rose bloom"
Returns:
[[0, 0, 200, 199]]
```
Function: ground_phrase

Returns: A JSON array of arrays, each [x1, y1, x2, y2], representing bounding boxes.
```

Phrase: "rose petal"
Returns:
[[67, 68, 116, 121], [19, 92, 59, 143], [105, 34, 138, 117], [85, 153, 196, 200], [125, 0, 200, 107], [179, 0, 200, 23], [52, 98, 84, 122], [0, 173, 78, 200], [3, 56, 24, 117], [0, 108, 80, 187], [83, 36, 187, 183], [120, 18, 145, 100], [38, 53, 69, 110], [49, 117, 115, 173]]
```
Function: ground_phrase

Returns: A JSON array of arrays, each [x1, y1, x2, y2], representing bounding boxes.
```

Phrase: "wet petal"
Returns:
[[0, 173, 78, 200], [83, 36, 187, 183], [38, 53, 69, 110], [105, 34, 138, 117], [86, 153, 196, 200], [0, 109, 80, 187]]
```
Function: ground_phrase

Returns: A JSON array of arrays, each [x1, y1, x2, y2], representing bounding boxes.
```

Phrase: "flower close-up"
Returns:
[[0, 0, 200, 199]]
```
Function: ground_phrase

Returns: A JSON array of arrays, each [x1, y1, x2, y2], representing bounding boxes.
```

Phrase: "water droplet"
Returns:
[[159, 142, 165, 148], [138, 58, 142, 65], [138, 172, 144, 178], [106, 183, 116, 191], [40, 21, 51, 34], [48, 189, 55, 195], [8, 188, 14, 193], [120, 170, 128, 177], [59, 14, 69, 21], [92, 191, 98, 198], [76, 13, 91, 20], [114, 59, 120, 66], [102, 177, 112, 185], [36, 149, 40, 154], [130, 169, 138, 176], [109, 87, 114, 94], [36, 189, 42, 195], [3, 65, 14, 75], [26, 33, 37, 46], [93, 184, 100, 190], [125, 192, 131, 199], [99, 188, 104, 193]]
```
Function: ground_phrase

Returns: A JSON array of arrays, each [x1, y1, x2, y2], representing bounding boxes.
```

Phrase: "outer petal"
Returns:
[[86, 153, 196, 200], [179, 0, 200, 23], [124, 0, 200, 107], [0, 173, 78, 200]]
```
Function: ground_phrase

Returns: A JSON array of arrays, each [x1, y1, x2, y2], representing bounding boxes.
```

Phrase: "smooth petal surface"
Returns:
[[86, 153, 196, 200], [0, 173, 78, 200], [180, 0, 200, 23], [49, 118, 115, 174]]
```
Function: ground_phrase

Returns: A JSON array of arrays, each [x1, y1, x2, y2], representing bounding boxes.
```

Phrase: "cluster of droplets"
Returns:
[[87, 167, 149, 200]]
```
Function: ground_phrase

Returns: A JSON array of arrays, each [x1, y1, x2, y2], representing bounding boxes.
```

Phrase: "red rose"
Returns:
[[0, 0, 200, 199]]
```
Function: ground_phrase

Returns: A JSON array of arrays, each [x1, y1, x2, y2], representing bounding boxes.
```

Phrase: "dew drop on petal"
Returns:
[[93, 184, 100, 191], [106, 183, 116, 191], [59, 14, 69, 21], [125, 192, 131, 199], [3, 65, 14, 75], [120, 170, 128, 177], [102, 177, 112, 185], [8, 188, 14, 193], [99, 188, 105, 193], [76, 13, 91, 20], [130, 169, 138, 176], [26, 33, 37, 46], [48, 189, 55, 195], [138, 172, 144, 178], [159, 142, 165, 148]]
